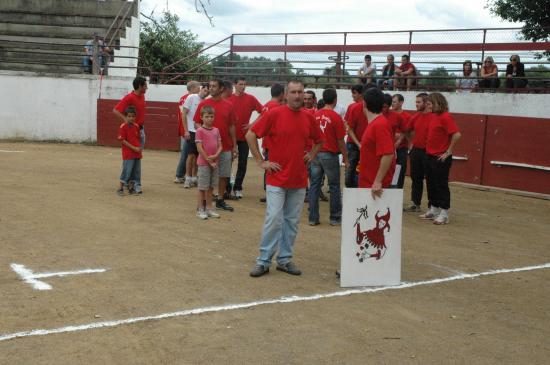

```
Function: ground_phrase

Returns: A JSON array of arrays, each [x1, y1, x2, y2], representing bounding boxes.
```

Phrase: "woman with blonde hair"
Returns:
[[479, 56, 500, 89], [420, 93, 461, 225]]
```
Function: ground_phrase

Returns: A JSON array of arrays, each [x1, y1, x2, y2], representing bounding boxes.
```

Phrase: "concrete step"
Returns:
[[0, 51, 86, 65], [0, 47, 83, 56], [0, 36, 120, 52], [0, 60, 85, 74], [0, 22, 126, 40], [0, 12, 130, 29], [0, 0, 137, 18]]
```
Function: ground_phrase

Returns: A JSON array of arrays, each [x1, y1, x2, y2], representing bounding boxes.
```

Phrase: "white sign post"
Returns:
[[340, 188, 403, 287]]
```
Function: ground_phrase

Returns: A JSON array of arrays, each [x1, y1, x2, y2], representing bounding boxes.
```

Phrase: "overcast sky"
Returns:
[[140, 0, 520, 44]]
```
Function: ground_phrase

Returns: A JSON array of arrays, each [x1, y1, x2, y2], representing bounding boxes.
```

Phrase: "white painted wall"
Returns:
[[109, 15, 140, 78], [0, 71, 547, 143]]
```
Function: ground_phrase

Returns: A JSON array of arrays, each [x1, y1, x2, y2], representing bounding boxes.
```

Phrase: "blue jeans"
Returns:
[[345, 142, 359, 188], [256, 185, 306, 267], [120, 159, 141, 187], [175, 137, 189, 178], [308, 152, 342, 224]]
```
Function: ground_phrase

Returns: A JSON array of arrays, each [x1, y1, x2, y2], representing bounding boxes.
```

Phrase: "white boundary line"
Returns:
[[0, 149, 25, 153], [11, 263, 107, 291], [1, 262, 549, 342]]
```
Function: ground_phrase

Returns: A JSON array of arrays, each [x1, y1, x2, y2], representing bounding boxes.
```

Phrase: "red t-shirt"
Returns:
[[426, 112, 459, 156], [409, 112, 431, 149], [193, 98, 236, 151], [358, 115, 396, 188], [315, 109, 346, 153], [344, 101, 368, 144], [383, 110, 405, 147], [114, 92, 146, 127], [177, 93, 190, 137], [260, 100, 283, 150], [228, 93, 263, 141], [396, 110, 412, 149], [251, 106, 324, 189], [118, 122, 142, 160], [399, 62, 416, 75]]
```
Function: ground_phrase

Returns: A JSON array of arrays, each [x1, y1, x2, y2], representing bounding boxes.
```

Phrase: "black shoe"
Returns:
[[320, 191, 329, 202], [276, 262, 302, 276], [216, 199, 234, 211], [335, 270, 340, 278], [260, 197, 266, 203], [223, 192, 238, 200], [250, 264, 269, 277]]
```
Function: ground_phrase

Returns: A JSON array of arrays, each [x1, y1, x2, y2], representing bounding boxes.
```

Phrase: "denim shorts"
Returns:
[[218, 151, 232, 178], [120, 159, 141, 185], [197, 165, 218, 190]]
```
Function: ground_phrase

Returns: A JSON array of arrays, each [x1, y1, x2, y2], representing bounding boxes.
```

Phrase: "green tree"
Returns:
[[487, 0, 550, 59], [138, 11, 211, 78], [422, 67, 455, 87], [211, 54, 298, 83], [525, 65, 550, 88]]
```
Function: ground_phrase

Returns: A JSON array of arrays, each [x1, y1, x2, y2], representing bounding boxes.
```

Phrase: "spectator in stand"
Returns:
[[358, 55, 376, 85], [456, 60, 478, 93], [309, 88, 349, 226], [420, 93, 461, 225], [479, 56, 500, 89], [344, 84, 367, 188], [228, 77, 263, 199], [391, 94, 412, 188], [394, 54, 417, 91], [506, 55, 528, 89], [377, 54, 397, 90], [404, 93, 430, 212], [83, 32, 110, 73]]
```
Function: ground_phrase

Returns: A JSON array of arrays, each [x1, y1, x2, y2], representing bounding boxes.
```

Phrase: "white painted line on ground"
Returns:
[[10, 263, 107, 291], [1, 262, 549, 342], [0, 150, 25, 153]]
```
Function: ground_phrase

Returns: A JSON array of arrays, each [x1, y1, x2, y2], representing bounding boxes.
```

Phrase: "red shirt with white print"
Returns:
[[315, 108, 346, 153]]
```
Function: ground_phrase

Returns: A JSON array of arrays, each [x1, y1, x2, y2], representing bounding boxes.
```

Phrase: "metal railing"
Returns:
[[151, 27, 550, 92]]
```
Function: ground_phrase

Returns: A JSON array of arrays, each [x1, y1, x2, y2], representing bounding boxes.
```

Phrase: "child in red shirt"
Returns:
[[195, 105, 223, 219], [116, 106, 142, 196]]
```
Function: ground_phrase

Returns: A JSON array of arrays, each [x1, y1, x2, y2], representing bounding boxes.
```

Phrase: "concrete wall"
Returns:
[[109, 15, 140, 78], [0, 70, 548, 143]]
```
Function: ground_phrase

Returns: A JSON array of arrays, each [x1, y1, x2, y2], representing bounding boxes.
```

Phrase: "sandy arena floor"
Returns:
[[1, 141, 549, 364]]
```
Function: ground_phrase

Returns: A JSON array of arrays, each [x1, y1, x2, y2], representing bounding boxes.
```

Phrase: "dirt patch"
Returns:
[[1, 142, 549, 364]]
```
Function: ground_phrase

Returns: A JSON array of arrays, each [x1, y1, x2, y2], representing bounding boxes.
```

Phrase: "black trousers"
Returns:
[[233, 141, 249, 191], [395, 147, 408, 189], [424, 153, 453, 210], [409, 147, 426, 206], [345, 142, 360, 188]]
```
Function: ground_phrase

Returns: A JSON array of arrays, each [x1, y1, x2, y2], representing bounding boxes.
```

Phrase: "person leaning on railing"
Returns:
[[455, 60, 478, 93], [479, 56, 500, 89], [505, 54, 528, 89]]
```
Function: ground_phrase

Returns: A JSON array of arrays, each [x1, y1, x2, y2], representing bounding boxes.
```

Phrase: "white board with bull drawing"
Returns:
[[340, 188, 403, 287]]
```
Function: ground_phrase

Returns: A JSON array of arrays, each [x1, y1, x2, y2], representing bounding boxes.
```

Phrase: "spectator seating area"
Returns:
[[0, 0, 137, 75]]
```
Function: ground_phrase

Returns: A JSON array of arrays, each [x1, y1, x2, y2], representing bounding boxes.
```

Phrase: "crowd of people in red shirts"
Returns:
[[113, 76, 461, 277]]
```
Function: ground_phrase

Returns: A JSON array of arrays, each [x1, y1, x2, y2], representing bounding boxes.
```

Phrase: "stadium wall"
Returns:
[[0, 72, 548, 194]]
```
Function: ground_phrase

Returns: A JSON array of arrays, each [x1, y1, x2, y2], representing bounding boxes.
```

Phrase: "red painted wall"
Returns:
[[98, 99, 550, 195], [97, 99, 180, 151]]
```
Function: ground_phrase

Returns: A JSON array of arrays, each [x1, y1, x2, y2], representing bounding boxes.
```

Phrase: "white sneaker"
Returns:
[[207, 209, 220, 218], [419, 207, 440, 220], [235, 190, 243, 199], [196, 209, 208, 220], [433, 210, 449, 225], [183, 179, 192, 188], [192, 177, 198, 187], [174, 177, 185, 184]]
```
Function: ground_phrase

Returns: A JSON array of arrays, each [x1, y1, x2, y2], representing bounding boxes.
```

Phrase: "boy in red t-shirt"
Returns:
[[195, 105, 223, 219], [116, 106, 142, 196]]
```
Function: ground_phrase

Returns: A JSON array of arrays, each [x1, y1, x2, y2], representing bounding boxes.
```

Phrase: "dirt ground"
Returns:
[[1, 141, 549, 365]]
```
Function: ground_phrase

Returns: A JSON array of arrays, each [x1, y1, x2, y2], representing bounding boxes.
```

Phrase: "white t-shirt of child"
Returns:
[[182, 94, 201, 133]]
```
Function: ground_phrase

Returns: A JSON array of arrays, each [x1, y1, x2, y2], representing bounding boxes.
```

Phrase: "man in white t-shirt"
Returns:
[[182, 81, 208, 187], [358, 54, 376, 85]]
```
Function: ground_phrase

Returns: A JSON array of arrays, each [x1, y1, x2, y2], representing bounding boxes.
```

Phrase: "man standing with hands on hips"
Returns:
[[246, 80, 324, 277]]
